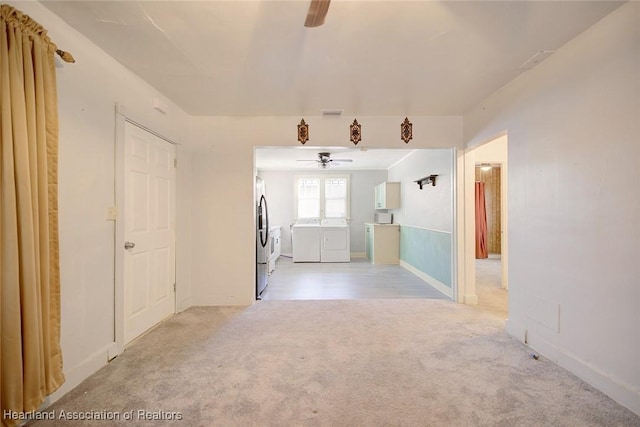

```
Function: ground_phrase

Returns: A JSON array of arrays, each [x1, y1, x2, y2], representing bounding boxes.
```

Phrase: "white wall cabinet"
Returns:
[[365, 223, 400, 264], [375, 182, 401, 209]]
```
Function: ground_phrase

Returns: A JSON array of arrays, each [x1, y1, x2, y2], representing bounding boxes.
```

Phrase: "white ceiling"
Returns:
[[40, 1, 622, 170], [41, 0, 622, 117], [256, 147, 417, 170]]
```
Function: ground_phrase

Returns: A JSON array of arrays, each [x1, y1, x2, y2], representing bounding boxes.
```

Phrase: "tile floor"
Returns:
[[260, 256, 449, 301], [261, 255, 508, 320]]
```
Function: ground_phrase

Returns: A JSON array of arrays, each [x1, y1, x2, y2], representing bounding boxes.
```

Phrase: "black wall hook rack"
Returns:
[[414, 175, 438, 189]]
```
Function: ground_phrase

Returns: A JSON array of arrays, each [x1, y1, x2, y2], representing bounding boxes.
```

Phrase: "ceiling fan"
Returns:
[[305, 0, 331, 28], [297, 152, 353, 169]]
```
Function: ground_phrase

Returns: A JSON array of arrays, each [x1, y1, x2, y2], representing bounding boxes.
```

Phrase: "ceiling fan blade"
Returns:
[[331, 159, 353, 162], [305, 0, 331, 28]]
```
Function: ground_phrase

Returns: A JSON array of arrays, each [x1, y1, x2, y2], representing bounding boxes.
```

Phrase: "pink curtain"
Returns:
[[475, 182, 488, 259]]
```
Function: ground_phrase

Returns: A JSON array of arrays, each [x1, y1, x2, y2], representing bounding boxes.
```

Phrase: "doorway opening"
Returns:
[[465, 134, 508, 318], [254, 147, 457, 302]]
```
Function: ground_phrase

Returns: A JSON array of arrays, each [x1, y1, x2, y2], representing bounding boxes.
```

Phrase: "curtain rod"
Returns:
[[55, 49, 75, 63], [1, 5, 75, 63]]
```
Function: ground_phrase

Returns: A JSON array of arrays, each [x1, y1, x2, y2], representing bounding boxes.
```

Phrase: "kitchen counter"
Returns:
[[365, 223, 400, 264]]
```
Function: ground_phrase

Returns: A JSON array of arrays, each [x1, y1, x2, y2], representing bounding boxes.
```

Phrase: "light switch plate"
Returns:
[[107, 207, 118, 221]]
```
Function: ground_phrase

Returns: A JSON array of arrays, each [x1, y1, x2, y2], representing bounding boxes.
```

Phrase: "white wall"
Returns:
[[349, 170, 389, 251], [7, 1, 192, 403], [469, 135, 507, 162], [464, 2, 640, 414], [388, 149, 454, 232], [189, 116, 462, 306], [257, 169, 388, 255]]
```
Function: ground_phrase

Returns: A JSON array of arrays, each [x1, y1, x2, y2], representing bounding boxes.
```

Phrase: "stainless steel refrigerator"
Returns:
[[256, 177, 269, 299]]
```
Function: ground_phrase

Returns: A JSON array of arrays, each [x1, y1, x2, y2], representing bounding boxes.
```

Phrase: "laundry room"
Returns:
[[255, 147, 455, 300]]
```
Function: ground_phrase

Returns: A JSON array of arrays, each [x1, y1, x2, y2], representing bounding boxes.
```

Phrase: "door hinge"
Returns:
[[173, 158, 177, 168], [173, 283, 176, 292]]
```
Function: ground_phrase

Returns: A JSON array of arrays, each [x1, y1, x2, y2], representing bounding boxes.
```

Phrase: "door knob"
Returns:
[[124, 241, 136, 250]]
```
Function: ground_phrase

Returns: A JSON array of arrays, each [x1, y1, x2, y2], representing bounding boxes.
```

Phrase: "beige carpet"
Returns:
[[31, 300, 638, 426]]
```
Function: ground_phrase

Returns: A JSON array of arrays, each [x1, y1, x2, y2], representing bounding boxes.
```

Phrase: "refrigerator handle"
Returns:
[[259, 195, 269, 248]]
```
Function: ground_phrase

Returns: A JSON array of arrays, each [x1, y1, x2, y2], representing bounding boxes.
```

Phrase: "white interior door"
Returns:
[[123, 122, 176, 344]]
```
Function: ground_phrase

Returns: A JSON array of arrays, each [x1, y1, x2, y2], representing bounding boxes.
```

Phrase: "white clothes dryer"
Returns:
[[320, 219, 350, 263]]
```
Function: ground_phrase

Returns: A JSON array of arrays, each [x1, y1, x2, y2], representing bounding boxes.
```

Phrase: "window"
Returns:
[[297, 177, 321, 218], [295, 175, 350, 219], [324, 177, 347, 218]]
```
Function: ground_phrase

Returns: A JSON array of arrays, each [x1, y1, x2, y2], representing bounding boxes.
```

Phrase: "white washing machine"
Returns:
[[320, 219, 350, 263], [292, 219, 321, 262]]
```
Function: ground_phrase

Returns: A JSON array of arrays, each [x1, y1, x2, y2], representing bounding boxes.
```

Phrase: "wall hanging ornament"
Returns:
[[298, 118, 309, 144], [401, 117, 413, 144], [350, 119, 362, 145]]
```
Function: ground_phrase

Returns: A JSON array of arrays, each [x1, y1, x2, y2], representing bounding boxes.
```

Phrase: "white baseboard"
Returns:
[[399, 261, 453, 299], [505, 318, 527, 344], [463, 294, 479, 305], [177, 296, 192, 312], [556, 348, 640, 416], [505, 320, 640, 416], [44, 344, 111, 407]]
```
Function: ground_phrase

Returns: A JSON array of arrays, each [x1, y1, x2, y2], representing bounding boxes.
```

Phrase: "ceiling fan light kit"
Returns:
[[317, 153, 330, 169], [296, 152, 354, 169]]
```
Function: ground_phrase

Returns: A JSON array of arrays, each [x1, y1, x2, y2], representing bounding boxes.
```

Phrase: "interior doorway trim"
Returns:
[[255, 146, 459, 302], [113, 108, 178, 357], [460, 131, 508, 305]]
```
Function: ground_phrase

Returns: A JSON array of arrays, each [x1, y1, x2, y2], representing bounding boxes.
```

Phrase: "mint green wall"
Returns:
[[389, 150, 454, 290], [400, 226, 452, 287]]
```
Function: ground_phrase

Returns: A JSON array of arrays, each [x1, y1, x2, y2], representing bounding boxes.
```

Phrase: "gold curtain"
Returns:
[[1, 5, 65, 425]]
